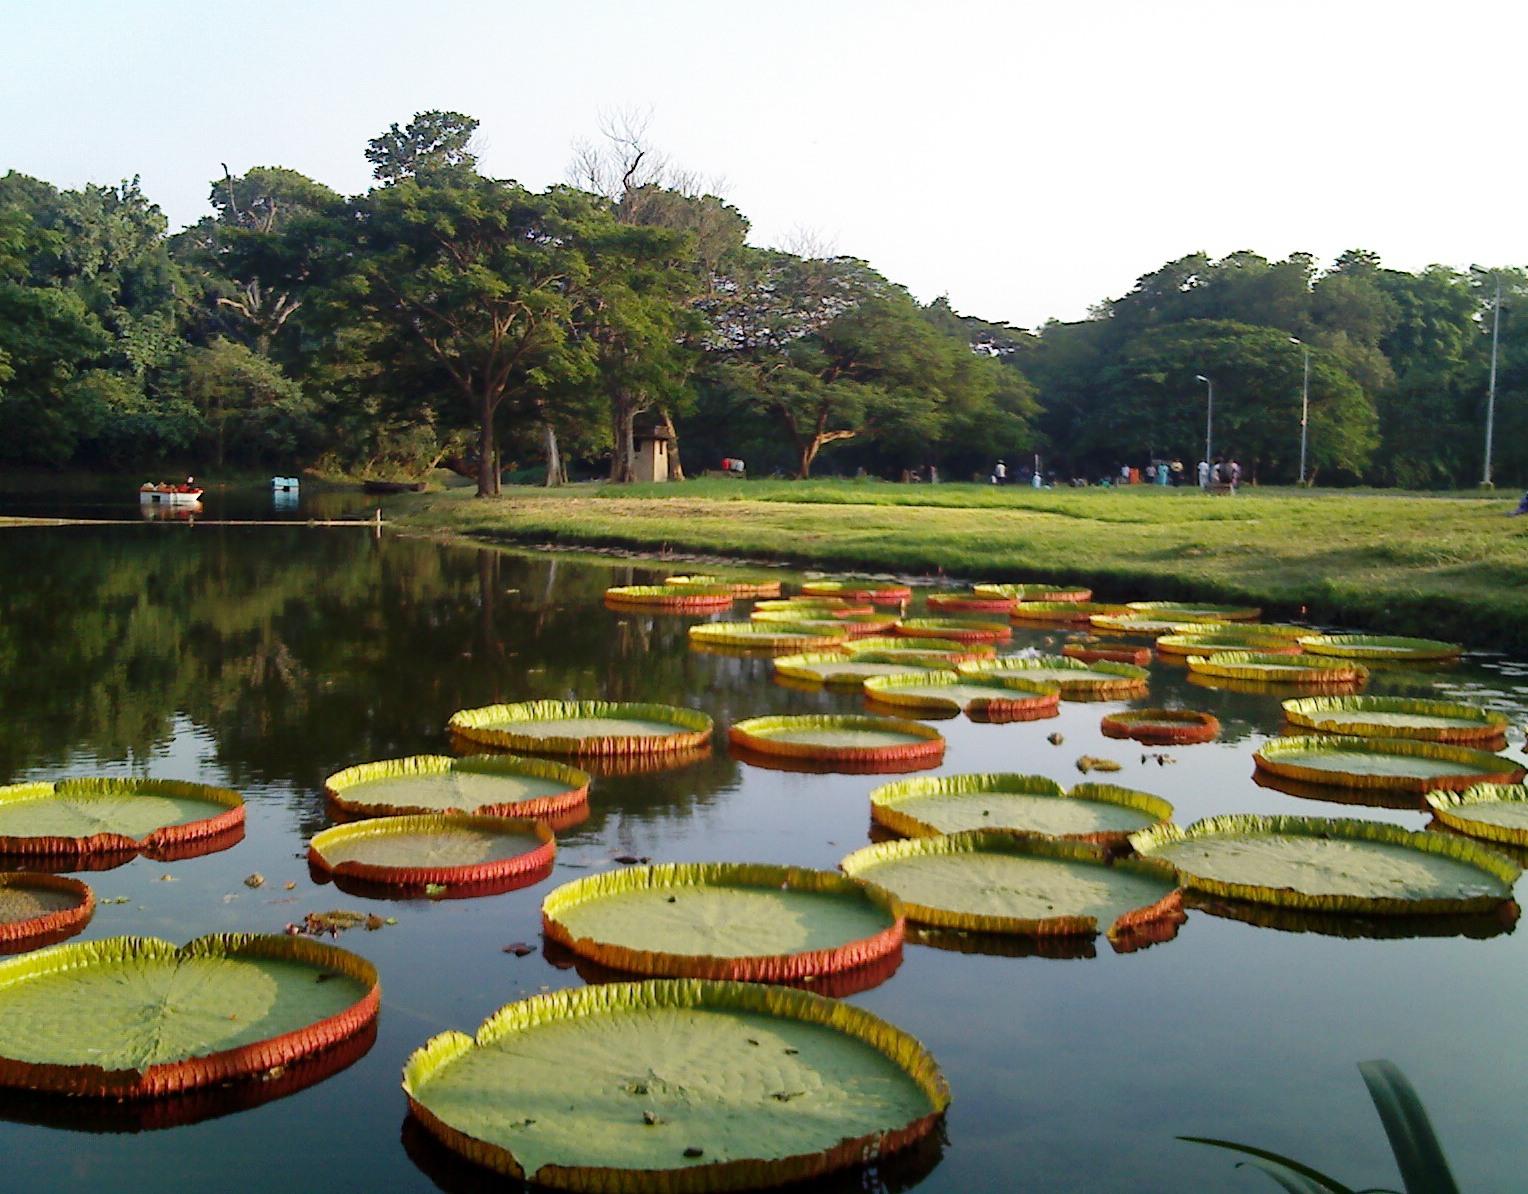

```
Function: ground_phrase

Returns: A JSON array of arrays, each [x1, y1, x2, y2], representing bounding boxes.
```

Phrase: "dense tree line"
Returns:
[[0, 112, 1521, 490]]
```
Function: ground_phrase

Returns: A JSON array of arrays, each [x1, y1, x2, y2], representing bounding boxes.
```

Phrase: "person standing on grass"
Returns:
[[1228, 459, 1242, 491], [993, 459, 1007, 485], [1197, 459, 1210, 489]]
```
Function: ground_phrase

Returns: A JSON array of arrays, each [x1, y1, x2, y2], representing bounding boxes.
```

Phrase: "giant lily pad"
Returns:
[[868, 774, 1172, 845], [1131, 814, 1520, 914], [1125, 600, 1261, 622], [1282, 696, 1509, 745], [541, 863, 902, 984], [1427, 785, 1528, 848], [688, 622, 848, 652], [1157, 632, 1304, 658], [447, 701, 712, 756], [730, 715, 944, 769], [750, 611, 898, 637], [925, 592, 1016, 614], [1185, 651, 1368, 687], [605, 585, 736, 611], [800, 580, 913, 603], [1010, 601, 1129, 623], [861, 671, 1060, 721], [1100, 708, 1220, 745], [325, 754, 590, 820], [840, 831, 1183, 945], [1062, 640, 1153, 666], [0, 933, 379, 1097], [0, 874, 93, 954], [893, 617, 1011, 644], [845, 635, 995, 659], [753, 598, 874, 616], [402, 979, 948, 1190], [1088, 615, 1218, 637], [1298, 634, 1462, 662], [958, 655, 1149, 698], [974, 582, 1092, 603], [1253, 735, 1524, 794], [308, 814, 555, 892], [664, 576, 781, 598], [0, 779, 244, 861], [772, 652, 944, 688]]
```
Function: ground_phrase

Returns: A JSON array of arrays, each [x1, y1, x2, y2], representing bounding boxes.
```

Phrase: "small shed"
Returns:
[[633, 423, 673, 483]]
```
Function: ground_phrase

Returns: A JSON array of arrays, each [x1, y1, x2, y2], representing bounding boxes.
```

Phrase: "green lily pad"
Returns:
[[1298, 634, 1462, 661], [1125, 601, 1262, 622], [541, 863, 901, 983], [325, 754, 589, 818], [447, 701, 712, 756], [0, 934, 379, 1096], [309, 814, 555, 890], [894, 617, 1010, 643], [0, 779, 244, 859], [958, 655, 1148, 696], [1427, 784, 1528, 847], [1282, 697, 1510, 744], [1184, 651, 1368, 686], [0, 874, 93, 953], [1131, 815, 1519, 914], [840, 830, 1182, 939], [868, 774, 1172, 843], [689, 622, 848, 652], [729, 715, 944, 768], [973, 582, 1092, 602], [1254, 735, 1524, 793], [403, 980, 947, 1188], [861, 671, 1060, 719], [772, 652, 942, 688]]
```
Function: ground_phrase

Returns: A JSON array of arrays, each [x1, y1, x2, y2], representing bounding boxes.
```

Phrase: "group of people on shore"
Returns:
[[988, 457, 1241, 491]]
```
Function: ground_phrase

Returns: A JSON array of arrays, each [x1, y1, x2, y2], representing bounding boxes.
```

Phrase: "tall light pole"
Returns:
[[1195, 374, 1213, 483], [1290, 337, 1311, 485], [1484, 276, 1502, 487]]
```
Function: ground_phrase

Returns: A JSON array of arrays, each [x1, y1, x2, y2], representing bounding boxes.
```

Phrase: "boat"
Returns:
[[271, 476, 300, 492], [139, 482, 204, 506]]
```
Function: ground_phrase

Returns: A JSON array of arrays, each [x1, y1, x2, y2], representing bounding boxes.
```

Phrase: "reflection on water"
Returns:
[[0, 526, 1524, 1191]]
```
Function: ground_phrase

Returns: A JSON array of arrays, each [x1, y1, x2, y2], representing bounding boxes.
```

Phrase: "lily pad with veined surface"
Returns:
[[1010, 600, 1129, 623], [771, 651, 945, 688], [868, 773, 1172, 845], [958, 655, 1148, 698], [663, 575, 781, 598], [1253, 735, 1524, 794], [846, 635, 995, 658], [402, 979, 948, 1191], [799, 580, 913, 603], [1281, 696, 1509, 745], [1157, 632, 1305, 658], [840, 830, 1183, 941], [1297, 633, 1462, 662], [1427, 785, 1528, 848], [893, 617, 1011, 644], [541, 863, 902, 984], [0, 778, 244, 859], [324, 754, 589, 819], [973, 582, 1093, 603], [1185, 651, 1368, 687], [308, 814, 555, 890], [1088, 615, 1220, 637], [1130, 815, 1520, 915], [0, 933, 379, 1097], [604, 585, 736, 611], [687, 622, 848, 653], [447, 701, 712, 756]]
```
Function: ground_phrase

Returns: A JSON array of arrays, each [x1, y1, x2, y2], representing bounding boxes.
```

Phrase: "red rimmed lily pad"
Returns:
[[1253, 735, 1524, 794], [1063, 640, 1153, 666], [861, 671, 1060, 722], [325, 754, 589, 820], [447, 701, 712, 756], [1100, 708, 1220, 745], [893, 617, 1011, 644], [541, 863, 903, 986], [0, 933, 379, 1098], [1427, 785, 1528, 848], [604, 585, 737, 612], [0, 779, 244, 864], [925, 592, 1016, 614], [974, 582, 1093, 603], [0, 874, 94, 954], [308, 814, 555, 894], [1281, 697, 1509, 745], [730, 714, 945, 770], [800, 580, 913, 604], [402, 979, 948, 1191]]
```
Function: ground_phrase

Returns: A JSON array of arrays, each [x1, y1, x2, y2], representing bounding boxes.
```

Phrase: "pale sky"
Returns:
[[4, 0, 1526, 328]]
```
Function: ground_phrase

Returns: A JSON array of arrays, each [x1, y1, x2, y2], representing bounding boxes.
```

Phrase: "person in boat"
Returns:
[[176, 476, 197, 493]]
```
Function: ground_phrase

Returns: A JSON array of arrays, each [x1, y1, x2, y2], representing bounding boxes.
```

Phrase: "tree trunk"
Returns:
[[476, 391, 496, 498], [542, 422, 565, 486], [798, 436, 823, 479], [660, 408, 685, 481], [609, 395, 637, 483]]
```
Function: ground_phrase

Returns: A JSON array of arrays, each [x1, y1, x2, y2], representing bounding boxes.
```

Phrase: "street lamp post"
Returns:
[[1290, 337, 1311, 484], [1195, 374, 1212, 486], [1484, 276, 1502, 487]]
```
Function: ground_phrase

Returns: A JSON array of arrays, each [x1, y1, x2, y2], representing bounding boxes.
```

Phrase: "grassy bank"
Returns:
[[394, 479, 1528, 648]]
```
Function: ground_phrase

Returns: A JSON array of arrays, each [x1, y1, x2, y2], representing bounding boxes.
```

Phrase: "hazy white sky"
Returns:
[[4, 0, 1525, 327]]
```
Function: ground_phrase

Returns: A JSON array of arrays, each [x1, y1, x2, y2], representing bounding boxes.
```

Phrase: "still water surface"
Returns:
[[0, 525, 1525, 1192]]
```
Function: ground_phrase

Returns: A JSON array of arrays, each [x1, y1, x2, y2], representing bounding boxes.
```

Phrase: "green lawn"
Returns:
[[391, 479, 1528, 650]]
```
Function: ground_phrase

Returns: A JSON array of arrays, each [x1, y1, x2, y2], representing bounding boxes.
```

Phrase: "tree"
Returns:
[[335, 162, 598, 496], [178, 338, 315, 466], [365, 111, 480, 184]]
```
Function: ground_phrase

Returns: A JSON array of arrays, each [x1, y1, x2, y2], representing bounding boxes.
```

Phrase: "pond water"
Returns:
[[0, 525, 1525, 1192]]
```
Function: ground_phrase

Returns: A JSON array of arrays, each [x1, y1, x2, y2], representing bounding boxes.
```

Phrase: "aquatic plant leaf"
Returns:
[[729, 715, 944, 768], [868, 774, 1171, 844], [0, 934, 378, 1096], [1132, 815, 1519, 914], [1298, 635, 1461, 662], [1281, 697, 1507, 745], [325, 753, 589, 818], [1126, 600, 1262, 622], [403, 979, 947, 1189], [1178, 1137, 1356, 1193], [447, 701, 712, 756], [862, 671, 1060, 719], [1357, 1060, 1460, 1194], [0, 778, 244, 858], [1186, 652, 1368, 687], [541, 862, 902, 983], [1255, 736, 1523, 794], [1100, 708, 1219, 745], [841, 830, 1182, 941], [1426, 784, 1528, 847], [0, 874, 93, 952], [309, 814, 554, 890]]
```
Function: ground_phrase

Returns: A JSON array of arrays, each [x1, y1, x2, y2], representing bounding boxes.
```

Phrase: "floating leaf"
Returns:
[[1298, 634, 1461, 662], [325, 753, 590, 820], [1254, 736, 1524, 794], [447, 701, 712, 757], [0, 778, 244, 861], [402, 979, 947, 1189], [729, 715, 944, 769], [1426, 783, 1528, 848], [308, 814, 555, 893], [1281, 697, 1508, 745], [0, 874, 93, 954], [1100, 708, 1219, 745]]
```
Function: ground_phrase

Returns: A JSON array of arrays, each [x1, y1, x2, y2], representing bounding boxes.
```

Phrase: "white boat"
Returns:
[[271, 476, 300, 492], [139, 484, 204, 505]]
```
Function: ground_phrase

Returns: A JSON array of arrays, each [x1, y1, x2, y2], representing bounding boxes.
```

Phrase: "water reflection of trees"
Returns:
[[0, 532, 775, 834]]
